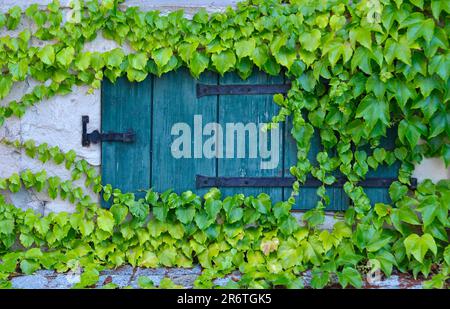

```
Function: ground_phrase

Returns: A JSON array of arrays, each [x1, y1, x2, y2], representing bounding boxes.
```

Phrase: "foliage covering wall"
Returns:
[[0, 0, 449, 288]]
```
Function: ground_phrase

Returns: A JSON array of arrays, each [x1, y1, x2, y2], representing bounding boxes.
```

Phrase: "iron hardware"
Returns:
[[196, 83, 291, 98], [196, 175, 417, 189], [82, 115, 135, 147]]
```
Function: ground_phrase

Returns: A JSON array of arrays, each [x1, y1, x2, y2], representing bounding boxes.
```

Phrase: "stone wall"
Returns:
[[0, 0, 449, 222]]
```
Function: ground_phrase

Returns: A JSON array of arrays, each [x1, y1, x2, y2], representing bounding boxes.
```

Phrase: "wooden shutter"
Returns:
[[100, 68, 400, 210]]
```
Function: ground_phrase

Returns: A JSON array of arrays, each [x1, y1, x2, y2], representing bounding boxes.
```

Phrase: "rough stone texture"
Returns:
[[0, 0, 239, 14], [0, 2, 448, 214], [8, 266, 426, 289]]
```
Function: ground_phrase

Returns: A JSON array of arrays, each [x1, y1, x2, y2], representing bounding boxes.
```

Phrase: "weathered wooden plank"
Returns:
[[101, 76, 152, 206], [217, 70, 283, 202], [151, 68, 217, 196]]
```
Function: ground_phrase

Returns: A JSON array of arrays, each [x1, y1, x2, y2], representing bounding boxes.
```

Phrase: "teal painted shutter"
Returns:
[[218, 71, 283, 202], [101, 71, 399, 210], [101, 76, 152, 206], [151, 68, 217, 196]]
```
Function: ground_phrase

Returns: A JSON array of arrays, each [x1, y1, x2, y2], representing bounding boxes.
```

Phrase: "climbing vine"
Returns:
[[0, 0, 449, 288]]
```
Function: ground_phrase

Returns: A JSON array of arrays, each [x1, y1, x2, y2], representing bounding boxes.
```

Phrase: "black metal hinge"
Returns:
[[196, 175, 417, 189], [196, 83, 291, 98], [82, 115, 136, 147]]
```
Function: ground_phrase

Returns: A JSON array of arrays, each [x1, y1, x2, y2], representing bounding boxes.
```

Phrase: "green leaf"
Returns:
[[337, 267, 363, 288], [374, 203, 390, 217], [205, 199, 222, 219], [97, 209, 115, 234], [274, 47, 296, 69], [355, 95, 389, 131], [137, 276, 155, 289], [129, 53, 148, 70], [398, 119, 420, 148], [104, 48, 125, 67], [384, 38, 411, 66], [235, 38, 256, 59], [20, 260, 40, 275], [406, 19, 435, 44], [76, 267, 99, 288], [389, 182, 408, 202], [167, 222, 185, 239], [404, 233, 437, 263], [195, 212, 213, 230], [37, 45, 56, 66], [56, 47, 75, 67], [175, 205, 196, 224], [251, 45, 269, 68], [152, 47, 173, 68], [349, 28, 372, 50], [365, 75, 385, 99], [189, 52, 209, 78], [212, 50, 236, 75], [158, 247, 177, 266], [311, 269, 330, 288], [333, 222, 352, 240], [297, 71, 316, 92], [428, 112, 446, 138], [299, 29, 321, 52], [129, 200, 149, 221], [0, 219, 14, 235], [0, 76, 13, 99], [8, 59, 28, 81]]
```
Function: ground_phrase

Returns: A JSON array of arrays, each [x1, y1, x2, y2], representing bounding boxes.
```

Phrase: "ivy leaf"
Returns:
[[274, 47, 296, 69], [0, 76, 13, 99], [384, 37, 411, 66], [349, 28, 372, 50], [235, 38, 256, 59], [406, 19, 435, 44], [152, 47, 173, 68], [428, 54, 450, 81], [129, 200, 149, 221], [251, 45, 269, 68], [389, 181, 408, 202], [76, 267, 99, 288], [175, 206, 196, 224], [297, 71, 316, 92], [299, 29, 321, 52], [8, 59, 28, 81], [104, 48, 125, 67], [97, 209, 115, 234], [337, 267, 363, 288], [428, 112, 447, 138], [0, 219, 14, 235], [195, 212, 213, 230], [158, 247, 177, 266], [138, 275, 155, 288], [404, 233, 437, 263], [129, 53, 148, 70], [37, 45, 55, 66], [228, 207, 243, 223], [205, 199, 222, 219], [398, 119, 421, 149], [20, 260, 41, 275], [212, 50, 236, 75], [431, 0, 449, 20], [355, 95, 389, 132], [365, 75, 385, 99], [189, 52, 209, 78], [311, 269, 330, 288], [56, 47, 75, 68]]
